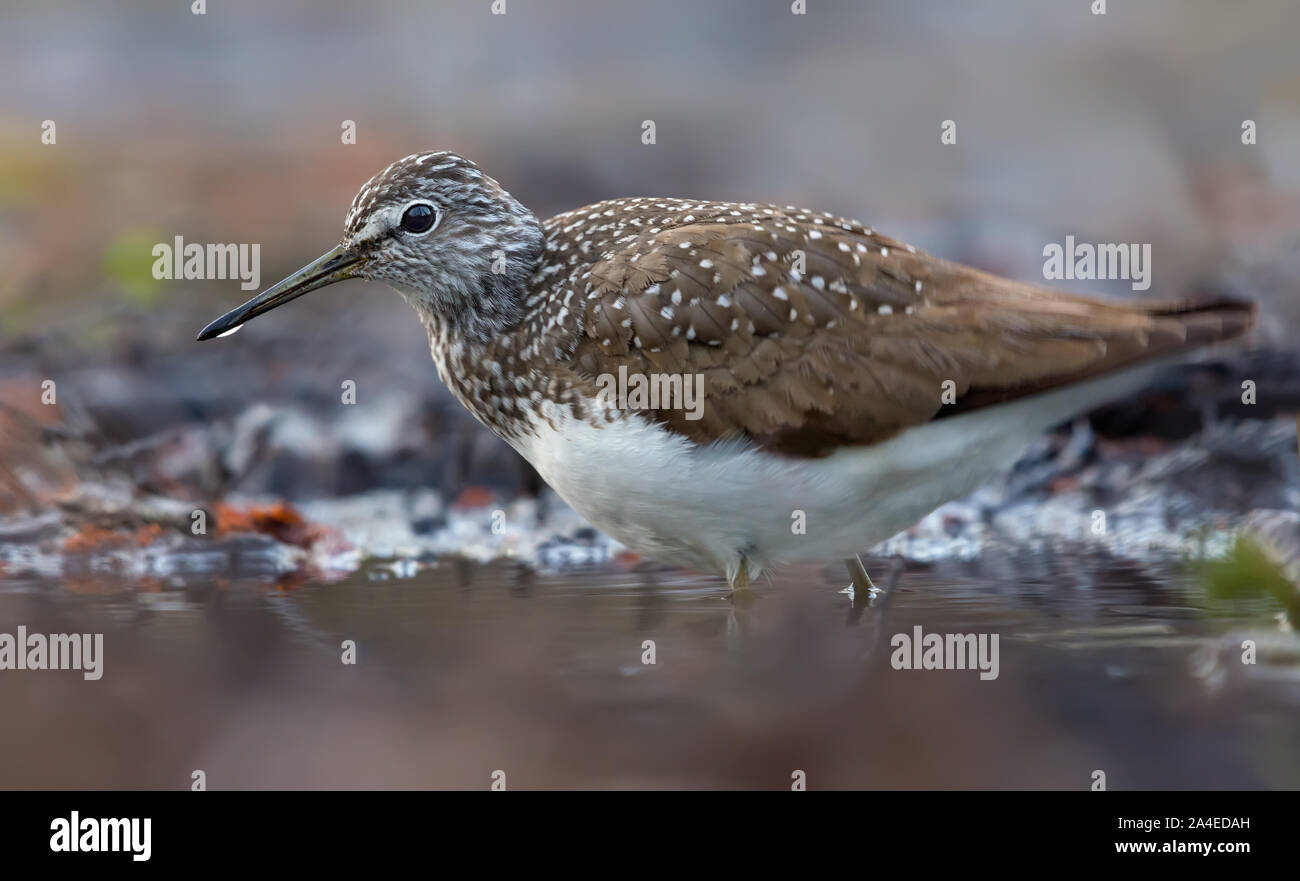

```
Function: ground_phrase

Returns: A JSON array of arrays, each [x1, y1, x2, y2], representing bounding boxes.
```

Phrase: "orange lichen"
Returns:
[[64, 522, 168, 552], [64, 525, 132, 552], [134, 523, 165, 546], [452, 486, 495, 509], [215, 500, 322, 548]]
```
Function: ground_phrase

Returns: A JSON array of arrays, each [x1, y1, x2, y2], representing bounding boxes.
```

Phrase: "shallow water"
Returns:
[[0, 553, 1296, 790]]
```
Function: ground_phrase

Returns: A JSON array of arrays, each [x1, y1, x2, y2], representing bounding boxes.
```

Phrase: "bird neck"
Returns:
[[419, 306, 535, 444], [422, 208, 545, 344]]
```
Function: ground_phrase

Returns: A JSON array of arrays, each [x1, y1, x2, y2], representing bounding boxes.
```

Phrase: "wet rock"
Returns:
[[878, 416, 1297, 566]]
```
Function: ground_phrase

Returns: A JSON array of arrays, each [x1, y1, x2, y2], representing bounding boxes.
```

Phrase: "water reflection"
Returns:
[[0, 553, 1295, 789]]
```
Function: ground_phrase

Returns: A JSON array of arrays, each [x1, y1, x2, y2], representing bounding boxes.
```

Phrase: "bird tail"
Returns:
[[942, 292, 1257, 415], [1139, 295, 1258, 349]]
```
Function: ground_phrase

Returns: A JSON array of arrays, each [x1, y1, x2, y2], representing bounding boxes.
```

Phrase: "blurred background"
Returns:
[[0, 1, 1298, 789]]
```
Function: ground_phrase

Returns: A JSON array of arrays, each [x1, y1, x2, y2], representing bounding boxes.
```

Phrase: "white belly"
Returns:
[[509, 365, 1162, 579]]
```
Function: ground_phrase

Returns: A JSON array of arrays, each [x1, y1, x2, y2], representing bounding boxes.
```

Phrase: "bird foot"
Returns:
[[842, 554, 882, 604], [842, 555, 906, 629]]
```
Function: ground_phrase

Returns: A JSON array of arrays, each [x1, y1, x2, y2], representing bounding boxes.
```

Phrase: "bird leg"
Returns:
[[727, 557, 751, 593], [844, 554, 877, 599], [845, 554, 905, 629]]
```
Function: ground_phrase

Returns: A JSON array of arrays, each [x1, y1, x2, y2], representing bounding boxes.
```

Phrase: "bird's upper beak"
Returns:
[[196, 243, 365, 341]]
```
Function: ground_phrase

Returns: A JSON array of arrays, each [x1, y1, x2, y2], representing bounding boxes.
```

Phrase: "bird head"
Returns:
[[197, 151, 543, 342]]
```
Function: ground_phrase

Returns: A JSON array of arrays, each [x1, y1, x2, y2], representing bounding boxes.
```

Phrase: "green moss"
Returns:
[[1198, 534, 1298, 620], [102, 229, 166, 305]]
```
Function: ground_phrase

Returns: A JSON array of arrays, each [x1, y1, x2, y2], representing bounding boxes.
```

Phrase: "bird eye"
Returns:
[[400, 203, 437, 234]]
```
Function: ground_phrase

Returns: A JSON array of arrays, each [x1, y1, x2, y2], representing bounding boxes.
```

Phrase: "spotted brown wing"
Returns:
[[570, 211, 1253, 457]]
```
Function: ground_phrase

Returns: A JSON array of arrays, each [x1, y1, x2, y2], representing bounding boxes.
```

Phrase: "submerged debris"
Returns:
[[0, 324, 1295, 589], [1, 417, 1294, 588]]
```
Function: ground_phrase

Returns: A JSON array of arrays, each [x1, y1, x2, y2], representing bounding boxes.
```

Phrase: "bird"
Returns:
[[197, 151, 1256, 592]]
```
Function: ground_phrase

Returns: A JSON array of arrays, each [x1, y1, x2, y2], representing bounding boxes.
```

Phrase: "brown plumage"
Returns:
[[547, 199, 1255, 456]]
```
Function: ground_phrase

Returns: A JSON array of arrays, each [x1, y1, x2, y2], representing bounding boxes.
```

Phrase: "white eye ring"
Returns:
[[399, 202, 440, 236]]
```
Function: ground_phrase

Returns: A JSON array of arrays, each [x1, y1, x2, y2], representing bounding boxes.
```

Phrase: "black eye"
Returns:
[[401, 203, 436, 234]]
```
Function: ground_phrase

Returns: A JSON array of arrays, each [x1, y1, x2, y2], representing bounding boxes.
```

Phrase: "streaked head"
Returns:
[[197, 151, 544, 342]]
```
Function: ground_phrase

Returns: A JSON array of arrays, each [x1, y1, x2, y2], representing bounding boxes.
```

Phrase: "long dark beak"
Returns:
[[196, 244, 364, 341]]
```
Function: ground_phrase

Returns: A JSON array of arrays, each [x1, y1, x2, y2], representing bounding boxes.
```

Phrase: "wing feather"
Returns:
[[566, 211, 1252, 456]]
